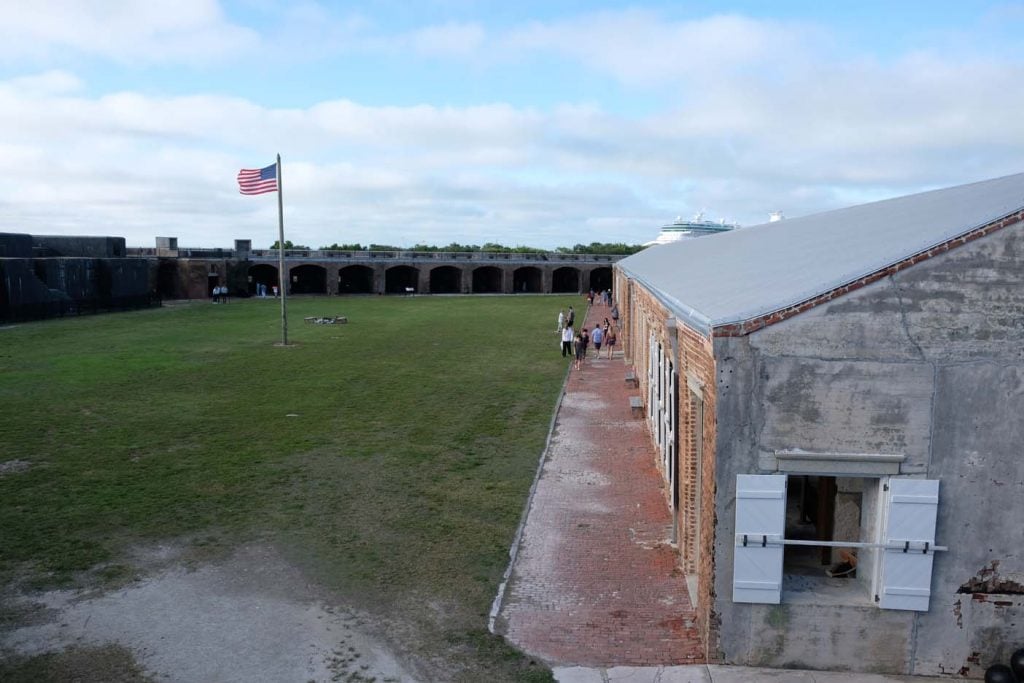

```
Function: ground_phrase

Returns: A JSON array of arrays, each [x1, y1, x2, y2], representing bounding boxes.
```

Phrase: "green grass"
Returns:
[[0, 295, 572, 681]]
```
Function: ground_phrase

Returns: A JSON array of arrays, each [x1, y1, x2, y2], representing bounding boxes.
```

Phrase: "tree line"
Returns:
[[270, 240, 645, 255]]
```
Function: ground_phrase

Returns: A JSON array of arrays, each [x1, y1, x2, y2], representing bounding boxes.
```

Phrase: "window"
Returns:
[[732, 472, 942, 611]]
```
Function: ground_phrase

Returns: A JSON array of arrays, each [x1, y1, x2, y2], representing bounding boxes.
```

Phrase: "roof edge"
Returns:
[[712, 208, 1024, 337], [617, 263, 714, 336]]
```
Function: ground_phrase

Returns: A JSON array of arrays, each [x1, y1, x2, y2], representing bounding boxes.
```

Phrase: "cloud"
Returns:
[[0, 0, 258, 64], [1, 6, 1024, 249], [499, 10, 823, 87]]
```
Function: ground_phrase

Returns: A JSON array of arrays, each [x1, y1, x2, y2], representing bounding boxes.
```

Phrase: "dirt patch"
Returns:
[[0, 544, 414, 682], [0, 460, 31, 477]]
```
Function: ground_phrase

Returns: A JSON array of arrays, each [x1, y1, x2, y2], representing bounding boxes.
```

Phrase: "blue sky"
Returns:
[[2, 1, 1023, 249]]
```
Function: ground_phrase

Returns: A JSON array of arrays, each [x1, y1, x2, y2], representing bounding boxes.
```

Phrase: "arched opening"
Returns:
[[472, 266, 503, 293], [589, 266, 613, 293], [339, 265, 374, 294], [385, 265, 419, 294], [552, 266, 580, 293], [248, 263, 279, 296], [513, 266, 542, 293], [430, 266, 462, 294], [291, 264, 327, 294]]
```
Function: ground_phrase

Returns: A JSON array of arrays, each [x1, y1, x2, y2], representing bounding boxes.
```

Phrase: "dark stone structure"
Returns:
[[1, 233, 154, 322], [133, 239, 624, 300], [2, 231, 626, 321]]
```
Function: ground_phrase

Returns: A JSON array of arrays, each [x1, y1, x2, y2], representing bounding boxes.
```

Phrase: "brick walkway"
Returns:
[[495, 304, 705, 667]]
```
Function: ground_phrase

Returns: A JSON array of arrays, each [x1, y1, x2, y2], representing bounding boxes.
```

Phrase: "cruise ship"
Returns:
[[646, 212, 740, 245]]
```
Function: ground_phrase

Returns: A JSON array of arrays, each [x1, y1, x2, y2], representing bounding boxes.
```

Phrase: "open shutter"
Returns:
[[733, 474, 786, 604], [880, 478, 939, 611]]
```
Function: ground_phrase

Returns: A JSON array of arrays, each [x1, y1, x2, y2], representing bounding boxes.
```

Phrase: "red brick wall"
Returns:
[[613, 269, 719, 661]]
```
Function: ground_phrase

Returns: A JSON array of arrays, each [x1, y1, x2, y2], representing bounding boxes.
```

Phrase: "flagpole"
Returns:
[[276, 153, 288, 345]]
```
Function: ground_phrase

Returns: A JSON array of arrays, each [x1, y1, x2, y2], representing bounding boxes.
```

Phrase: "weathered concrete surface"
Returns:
[[554, 664, 939, 682], [0, 544, 413, 683], [712, 222, 1024, 677]]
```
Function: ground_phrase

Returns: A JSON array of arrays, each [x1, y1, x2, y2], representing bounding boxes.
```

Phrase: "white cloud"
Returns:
[[1, 7, 1024, 249], [0, 0, 258, 64]]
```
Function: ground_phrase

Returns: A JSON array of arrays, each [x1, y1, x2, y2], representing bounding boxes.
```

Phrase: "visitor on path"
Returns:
[[557, 309, 565, 332], [587, 289, 595, 306], [581, 327, 590, 360], [604, 326, 617, 358], [573, 332, 585, 371], [611, 304, 619, 327], [561, 325, 574, 358], [566, 306, 575, 328], [591, 324, 603, 357]]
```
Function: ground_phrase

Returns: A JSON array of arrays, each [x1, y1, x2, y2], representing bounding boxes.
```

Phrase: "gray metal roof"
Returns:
[[617, 172, 1024, 332]]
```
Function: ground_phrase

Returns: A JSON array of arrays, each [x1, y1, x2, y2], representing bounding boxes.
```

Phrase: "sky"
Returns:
[[2, 1, 1023, 250]]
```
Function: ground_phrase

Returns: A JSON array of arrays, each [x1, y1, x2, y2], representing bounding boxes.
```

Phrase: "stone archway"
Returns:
[[339, 265, 374, 294], [552, 267, 580, 293], [385, 265, 419, 294], [513, 266, 542, 293], [248, 263, 279, 296], [472, 266, 502, 293], [588, 267, 613, 293], [430, 266, 462, 294], [291, 264, 327, 294]]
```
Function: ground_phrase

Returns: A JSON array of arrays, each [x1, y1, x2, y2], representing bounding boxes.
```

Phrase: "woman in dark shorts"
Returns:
[[604, 326, 617, 358]]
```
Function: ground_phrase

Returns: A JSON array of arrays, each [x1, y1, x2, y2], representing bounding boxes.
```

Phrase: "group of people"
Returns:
[[557, 294, 621, 371], [586, 288, 613, 307], [212, 285, 229, 304], [253, 283, 280, 298]]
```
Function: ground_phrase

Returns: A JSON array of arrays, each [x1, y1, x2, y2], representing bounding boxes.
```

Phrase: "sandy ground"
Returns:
[[1, 543, 416, 682]]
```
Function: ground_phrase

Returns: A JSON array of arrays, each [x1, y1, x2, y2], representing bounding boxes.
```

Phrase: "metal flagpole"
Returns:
[[276, 153, 288, 345]]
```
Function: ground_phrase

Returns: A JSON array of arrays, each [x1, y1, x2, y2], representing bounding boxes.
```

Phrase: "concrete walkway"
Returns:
[[494, 303, 704, 666]]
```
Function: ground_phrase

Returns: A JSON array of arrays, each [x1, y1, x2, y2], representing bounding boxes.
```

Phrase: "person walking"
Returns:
[[604, 325, 617, 358], [573, 332, 585, 371], [566, 306, 575, 328], [561, 324, 574, 358], [591, 324, 603, 358], [557, 309, 565, 332], [581, 326, 590, 361]]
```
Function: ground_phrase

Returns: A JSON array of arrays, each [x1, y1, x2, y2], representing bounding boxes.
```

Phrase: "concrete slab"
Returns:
[[608, 665, 712, 682]]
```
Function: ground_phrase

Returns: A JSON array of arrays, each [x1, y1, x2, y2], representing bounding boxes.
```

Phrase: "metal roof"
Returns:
[[617, 172, 1024, 332]]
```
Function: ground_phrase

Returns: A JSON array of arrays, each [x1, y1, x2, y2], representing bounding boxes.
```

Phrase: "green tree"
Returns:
[[269, 240, 310, 250], [320, 243, 365, 251]]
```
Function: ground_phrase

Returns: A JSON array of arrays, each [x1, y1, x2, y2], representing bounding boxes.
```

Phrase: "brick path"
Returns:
[[495, 304, 705, 666]]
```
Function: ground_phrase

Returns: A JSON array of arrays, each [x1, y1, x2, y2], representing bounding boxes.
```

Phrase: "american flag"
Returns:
[[237, 163, 278, 195]]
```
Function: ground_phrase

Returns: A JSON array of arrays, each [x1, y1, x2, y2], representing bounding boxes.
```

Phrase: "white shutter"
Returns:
[[880, 478, 939, 611], [733, 474, 786, 604]]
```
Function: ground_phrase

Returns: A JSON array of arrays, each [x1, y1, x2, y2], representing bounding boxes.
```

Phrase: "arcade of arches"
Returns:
[[243, 263, 614, 296]]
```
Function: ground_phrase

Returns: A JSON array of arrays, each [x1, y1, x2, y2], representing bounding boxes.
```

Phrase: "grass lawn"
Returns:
[[0, 294, 575, 681]]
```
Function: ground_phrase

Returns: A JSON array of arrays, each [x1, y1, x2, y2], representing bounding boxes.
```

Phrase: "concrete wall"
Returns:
[[712, 221, 1024, 677], [33, 235, 126, 258]]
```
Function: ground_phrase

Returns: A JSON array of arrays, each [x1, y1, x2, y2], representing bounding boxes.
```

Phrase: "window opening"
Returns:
[[783, 475, 876, 604]]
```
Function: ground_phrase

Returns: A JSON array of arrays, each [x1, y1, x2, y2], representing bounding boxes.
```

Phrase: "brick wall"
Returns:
[[613, 268, 719, 661]]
